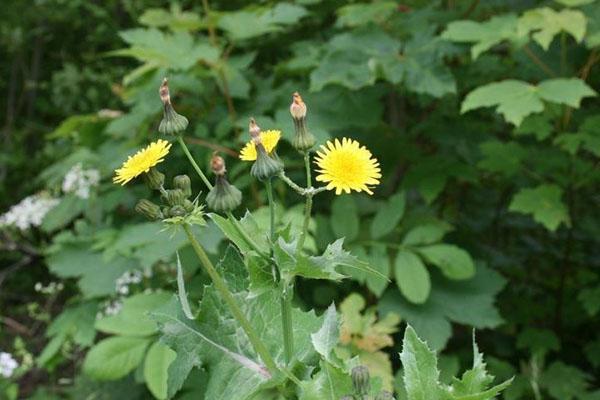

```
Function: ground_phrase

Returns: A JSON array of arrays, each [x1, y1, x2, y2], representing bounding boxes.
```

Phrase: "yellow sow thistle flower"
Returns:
[[113, 139, 172, 185], [239, 130, 281, 161], [315, 138, 381, 195]]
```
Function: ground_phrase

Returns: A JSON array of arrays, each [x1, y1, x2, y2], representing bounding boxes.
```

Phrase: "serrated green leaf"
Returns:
[[394, 250, 431, 304], [299, 360, 353, 400], [514, 114, 553, 140], [310, 304, 339, 363], [144, 341, 177, 400], [400, 326, 443, 400], [417, 244, 475, 280], [83, 336, 151, 380], [441, 14, 519, 59], [518, 7, 587, 49], [461, 79, 595, 126], [371, 191, 406, 239], [508, 184, 570, 231]]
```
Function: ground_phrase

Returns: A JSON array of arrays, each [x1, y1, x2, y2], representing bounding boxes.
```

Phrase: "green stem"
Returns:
[[177, 135, 212, 189], [278, 171, 305, 195], [297, 152, 313, 253], [176, 135, 269, 259], [182, 224, 278, 374], [265, 178, 294, 364], [265, 179, 276, 244]]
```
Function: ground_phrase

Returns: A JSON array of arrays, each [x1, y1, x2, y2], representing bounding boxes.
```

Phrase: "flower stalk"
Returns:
[[182, 224, 279, 375]]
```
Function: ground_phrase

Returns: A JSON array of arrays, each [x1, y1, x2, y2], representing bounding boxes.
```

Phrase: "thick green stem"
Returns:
[[265, 178, 294, 363], [182, 225, 278, 374], [278, 171, 305, 195], [177, 136, 212, 189]]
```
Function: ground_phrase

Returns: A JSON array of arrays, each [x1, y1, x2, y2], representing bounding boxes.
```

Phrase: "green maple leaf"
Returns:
[[518, 7, 587, 50], [461, 78, 596, 126], [508, 184, 570, 231]]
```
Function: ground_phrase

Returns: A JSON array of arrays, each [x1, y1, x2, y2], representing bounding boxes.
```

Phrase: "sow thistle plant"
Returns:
[[109, 80, 511, 400]]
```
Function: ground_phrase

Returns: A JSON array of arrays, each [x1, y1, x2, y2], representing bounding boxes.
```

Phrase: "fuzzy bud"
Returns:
[[351, 366, 370, 396], [251, 144, 283, 180], [145, 168, 165, 190], [210, 153, 226, 176], [158, 78, 189, 135], [173, 175, 192, 198], [375, 391, 395, 400], [135, 199, 163, 220], [168, 205, 187, 217], [206, 175, 242, 212], [290, 92, 315, 151], [163, 189, 186, 207]]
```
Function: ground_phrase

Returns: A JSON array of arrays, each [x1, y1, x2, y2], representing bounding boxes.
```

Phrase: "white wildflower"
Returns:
[[115, 270, 143, 295], [61, 163, 101, 199], [0, 194, 59, 231], [0, 352, 18, 378]]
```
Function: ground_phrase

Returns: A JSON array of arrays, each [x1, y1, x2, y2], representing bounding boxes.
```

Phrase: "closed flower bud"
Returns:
[[145, 168, 165, 190], [173, 175, 192, 198], [183, 199, 194, 212], [351, 366, 370, 396], [135, 199, 163, 220], [207, 175, 242, 212], [251, 144, 283, 180], [158, 78, 188, 135], [290, 92, 315, 151], [375, 391, 395, 400], [163, 189, 186, 207], [169, 205, 187, 217]]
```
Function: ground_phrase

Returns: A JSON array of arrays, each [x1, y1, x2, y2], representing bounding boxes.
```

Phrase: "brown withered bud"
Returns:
[[290, 91, 307, 120], [210, 153, 226, 176], [159, 78, 171, 106], [249, 117, 261, 141]]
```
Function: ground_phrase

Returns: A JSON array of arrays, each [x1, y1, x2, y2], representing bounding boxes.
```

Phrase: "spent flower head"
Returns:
[[315, 138, 381, 195], [290, 91, 315, 151], [113, 139, 171, 185], [158, 78, 189, 135], [207, 153, 242, 212]]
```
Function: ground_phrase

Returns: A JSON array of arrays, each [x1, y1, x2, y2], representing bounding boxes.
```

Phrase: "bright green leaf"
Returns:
[[394, 250, 431, 304], [417, 244, 475, 280], [144, 341, 177, 400], [83, 336, 151, 380], [508, 184, 570, 231], [371, 191, 406, 239]]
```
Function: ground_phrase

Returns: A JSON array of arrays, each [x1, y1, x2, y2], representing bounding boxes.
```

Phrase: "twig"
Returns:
[[522, 45, 557, 78]]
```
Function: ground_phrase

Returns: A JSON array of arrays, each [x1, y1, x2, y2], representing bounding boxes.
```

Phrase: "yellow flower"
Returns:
[[314, 138, 381, 195], [239, 130, 281, 161], [113, 139, 172, 185]]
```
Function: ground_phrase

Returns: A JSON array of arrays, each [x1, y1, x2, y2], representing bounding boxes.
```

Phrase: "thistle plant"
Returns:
[[109, 80, 511, 400]]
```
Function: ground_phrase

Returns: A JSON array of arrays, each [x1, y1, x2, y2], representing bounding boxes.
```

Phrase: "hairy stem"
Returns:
[[297, 152, 313, 253], [183, 225, 278, 374]]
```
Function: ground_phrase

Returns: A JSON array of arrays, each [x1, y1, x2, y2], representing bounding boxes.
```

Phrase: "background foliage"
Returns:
[[1, 0, 599, 399]]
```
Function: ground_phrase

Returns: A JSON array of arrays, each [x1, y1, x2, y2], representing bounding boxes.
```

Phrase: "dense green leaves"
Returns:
[[371, 191, 406, 239]]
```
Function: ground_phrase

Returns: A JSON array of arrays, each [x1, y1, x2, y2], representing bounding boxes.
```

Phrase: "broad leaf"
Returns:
[[518, 7, 587, 50], [417, 244, 475, 280], [508, 184, 570, 231], [394, 250, 431, 304], [331, 196, 359, 242], [371, 191, 406, 239], [83, 336, 151, 380], [144, 341, 177, 400]]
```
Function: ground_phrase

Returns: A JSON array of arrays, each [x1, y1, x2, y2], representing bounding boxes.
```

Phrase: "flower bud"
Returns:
[[183, 199, 194, 212], [158, 78, 189, 135], [351, 366, 370, 396], [135, 199, 163, 220], [168, 205, 187, 217], [375, 391, 395, 400], [163, 189, 186, 207], [206, 175, 242, 212], [145, 168, 165, 190], [210, 153, 226, 176], [173, 175, 192, 198], [290, 92, 315, 151], [251, 144, 283, 180]]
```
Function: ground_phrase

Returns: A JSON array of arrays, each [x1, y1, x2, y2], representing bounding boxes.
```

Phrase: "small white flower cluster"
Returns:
[[115, 270, 143, 295], [61, 163, 101, 199], [34, 281, 65, 295], [0, 352, 18, 378], [0, 194, 59, 231]]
